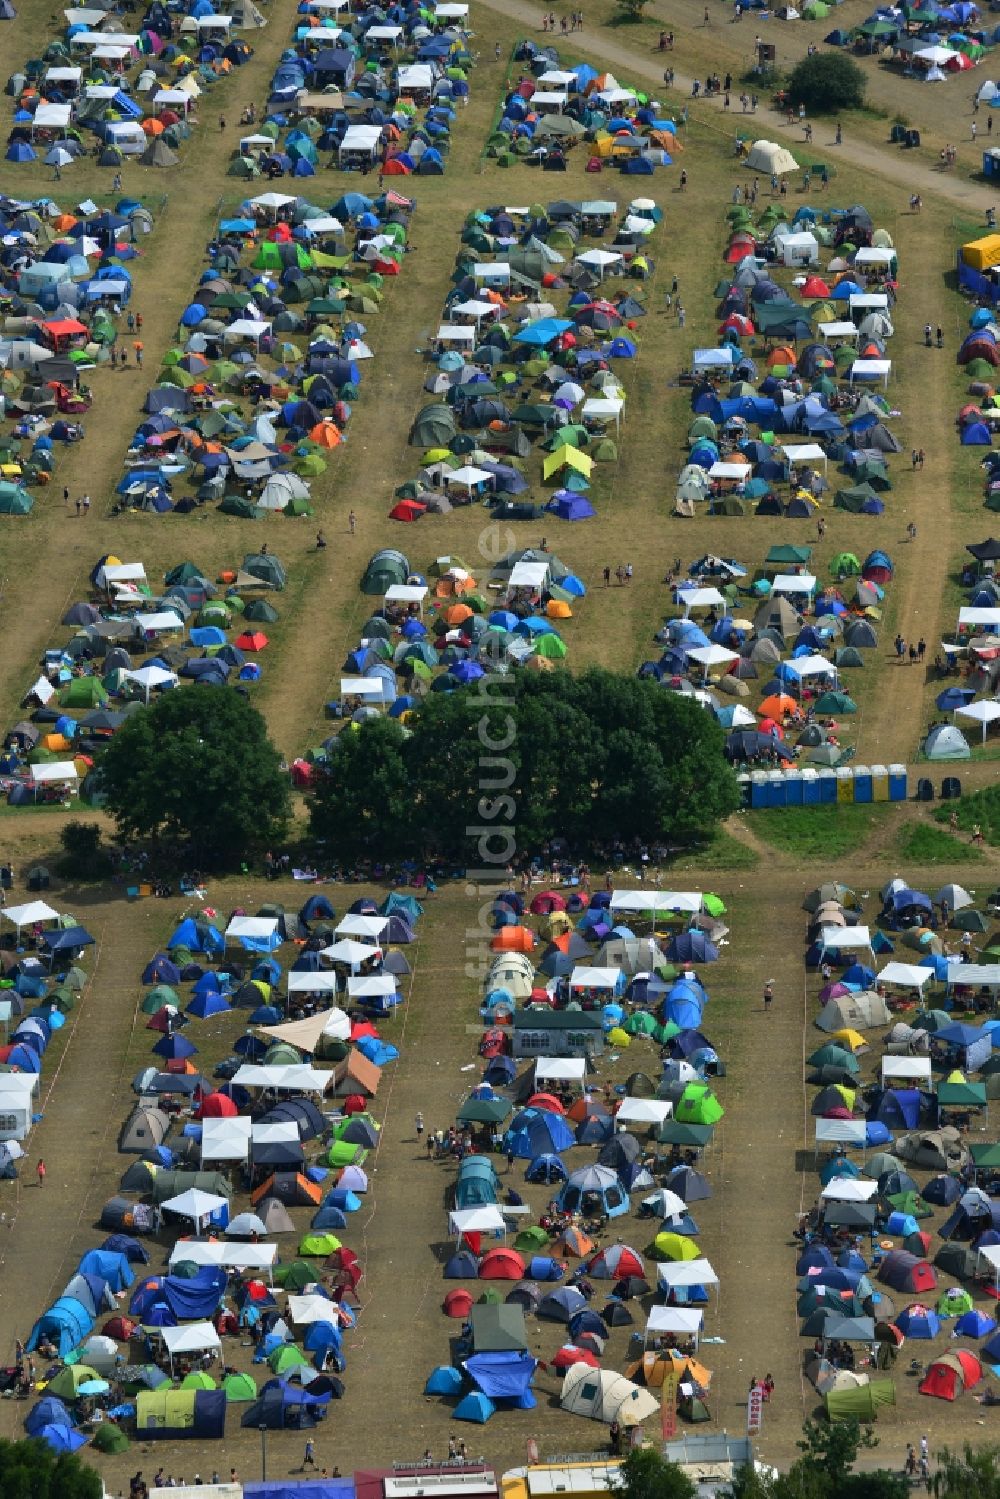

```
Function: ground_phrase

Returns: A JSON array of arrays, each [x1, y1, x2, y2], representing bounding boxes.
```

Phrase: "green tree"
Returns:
[[615, 0, 653, 17], [0, 1438, 102, 1499], [794, 1419, 880, 1491], [310, 718, 412, 861], [98, 686, 289, 867], [787, 53, 865, 112], [933, 1444, 1000, 1499], [57, 820, 112, 880], [610, 1447, 697, 1499]]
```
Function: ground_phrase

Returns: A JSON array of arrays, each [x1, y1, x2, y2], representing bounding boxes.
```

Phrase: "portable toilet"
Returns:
[[751, 770, 768, 808], [801, 768, 820, 805], [853, 765, 873, 804], [737, 774, 751, 809], [888, 763, 907, 801], [818, 769, 837, 804], [785, 769, 803, 806], [766, 770, 787, 807], [871, 764, 889, 802], [836, 767, 855, 803]]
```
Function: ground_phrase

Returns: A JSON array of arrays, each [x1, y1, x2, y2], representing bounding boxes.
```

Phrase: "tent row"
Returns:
[[801, 874, 1000, 1414], [677, 198, 901, 522], [248, 0, 474, 182], [115, 188, 412, 515], [0, 195, 156, 514], [289, 547, 589, 742], [638, 546, 891, 769], [919, 534, 1000, 758], [825, 9, 988, 84], [423, 884, 730, 1432], [6, 0, 265, 171], [18, 888, 421, 1453], [395, 197, 658, 526], [0, 897, 93, 1149], [487, 40, 683, 176], [1, 548, 286, 806]]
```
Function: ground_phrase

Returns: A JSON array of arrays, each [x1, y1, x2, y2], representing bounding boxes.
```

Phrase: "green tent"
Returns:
[[814, 691, 857, 714], [45, 1364, 100, 1398], [223, 1372, 257, 1402], [513, 1225, 550, 1254], [91, 1423, 130, 1454], [324, 1139, 365, 1168], [0, 481, 33, 515], [59, 678, 108, 708], [830, 552, 861, 577], [766, 544, 812, 566], [268, 1345, 309, 1374], [299, 1232, 341, 1257], [272, 1260, 319, 1290], [181, 1370, 217, 1390], [142, 985, 179, 1013], [675, 1083, 724, 1126], [808, 1044, 860, 1074], [825, 1378, 895, 1421], [936, 1287, 974, 1317]]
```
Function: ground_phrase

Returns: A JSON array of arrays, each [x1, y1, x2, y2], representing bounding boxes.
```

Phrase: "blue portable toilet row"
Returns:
[[739, 764, 907, 809]]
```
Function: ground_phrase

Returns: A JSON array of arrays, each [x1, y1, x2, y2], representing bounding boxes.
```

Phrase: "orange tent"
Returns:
[[490, 926, 535, 953], [758, 693, 796, 719], [443, 603, 473, 625], [142, 118, 164, 136], [766, 344, 796, 368], [309, 421, 342, 448]]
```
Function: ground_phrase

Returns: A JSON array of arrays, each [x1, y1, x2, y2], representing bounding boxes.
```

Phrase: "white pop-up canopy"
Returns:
[[2, 901, 60, 930], [397, 63, 433, 91], [160, 1187, 228, 1235], [610, 890, 703, 914], [225, 915, 279, 943], [820, 1178, 879, 1202], [677, 586, 726, 615], [782, 442, 827, 472], [323, 939, 380, 970], [645, 1306, 703, 1347], [534, 1058, 587, 1084], [817, 926, 873, 957], [786, 654, 837, 681], [569, 966, 620, 991], [287, 1294, 340, 1325], [286, 972, 341, 997], [957, 700, 1000, 742], [335, 914, 388, 942], [815, 1119, 867, 1147], [771, 573, 817, 596], [881, 1055, 933, 1082], [449, 1205, 506, 1237], [159, 1323, 220, 1373], [339, 123, 382, 159], [877, 962, 932, 992], [615, 1098, 672, 1126], [200, 1118, 252, 1163], [168, 1240, 275, 1274], [134, 611, 185, 633], [30, 761, 79, 785], [231, 1064, 333, 1093], [848, 359, 891, 386], [656, 1259, 719, 1291]]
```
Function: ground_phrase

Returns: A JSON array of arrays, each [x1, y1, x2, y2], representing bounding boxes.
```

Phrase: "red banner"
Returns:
[[661, 1369, 680, 1441]]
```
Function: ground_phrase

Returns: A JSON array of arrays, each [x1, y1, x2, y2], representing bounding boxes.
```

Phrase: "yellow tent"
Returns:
[[543, 445, 593, 481], [653, 1232, 700, 1262], [830, 1028, 866, 1052]]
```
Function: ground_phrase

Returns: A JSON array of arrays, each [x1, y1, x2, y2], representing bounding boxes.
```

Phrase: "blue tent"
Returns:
[[463, 1351, 537, 1408], [24, 1397, 73, 1435], [37, 1423, 88, 1453], [895, 1306, 940, 1338], [187, 990, 232, 1020], [130, 1267, 227, 1322], [77, 1248, 133, 1293], [142, 954, 182, 985], [167, 917, 224, 954], [666, 931, 718, 964], [503, 1108, 575, 1160], [525, 1154, 567, 1184], [956, 1309, 995, 1338], [425, 1364, 464, 1395], [27, 1296, 93, 1354], [453, 1391, 495, 1422]]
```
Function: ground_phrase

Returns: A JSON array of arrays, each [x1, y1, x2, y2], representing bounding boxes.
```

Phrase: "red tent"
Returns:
[[235, 631, 268, 651], [479, 1247, 526, 1281], [443, 1288, 474, 1318], [196, 1091, 238, 1119], [919, 1349, 982, 1401], [389, 500, 427, 522]]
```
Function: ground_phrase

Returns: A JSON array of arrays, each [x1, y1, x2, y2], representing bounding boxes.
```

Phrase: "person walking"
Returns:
[[835, 122, 842, 144], [895, 634, 906, 662], [679, 169, 687, 190], [304, 1439, 316, 1469], [907, 521, 917, 541], [134, 341, 143, 367], [82, 494, 91, 516], [415, 1112, 424, 1141], [36, 1159, 46, 1188], [63, 486, 70, 508], [918, 637, 927, 661], [763, 980, 773, 1013], [348, 509, 357, 534], [909, 643, 918, 665], [603, 565, 611, 586], [75, 496, 82, 517], [936, 326, 943, 348], [924, 323, 933, 347], [677, 303, 686, 328]]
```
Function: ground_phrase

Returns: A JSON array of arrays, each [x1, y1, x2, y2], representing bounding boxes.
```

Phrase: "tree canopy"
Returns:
[[787, 53, 866, 112], [309, 668, 740, 861], [0, 1439, 102, 1499], [611, 1448, 697, 1499], [97, 686, 290, 867], [731, 1419, 906, 1499]]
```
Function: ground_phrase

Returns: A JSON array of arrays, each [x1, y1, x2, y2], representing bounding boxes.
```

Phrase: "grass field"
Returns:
[[1, 0, 1000, 1486]]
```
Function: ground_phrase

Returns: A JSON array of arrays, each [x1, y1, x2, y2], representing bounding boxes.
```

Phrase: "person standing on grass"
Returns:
[[36, 1159, 46, 1188], [603, 565, 611, 586], [763, 980, 773, 1013]]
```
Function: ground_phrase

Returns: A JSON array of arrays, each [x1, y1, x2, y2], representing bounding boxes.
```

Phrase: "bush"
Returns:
[[58, 821, 112, 881], [615, 0, 653, 17], [787, 53, 865, 113]]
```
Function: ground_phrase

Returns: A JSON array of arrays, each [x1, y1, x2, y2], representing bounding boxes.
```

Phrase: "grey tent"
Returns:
[[119, 1106, 170, 1154], [410, 403, 456, 447]]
